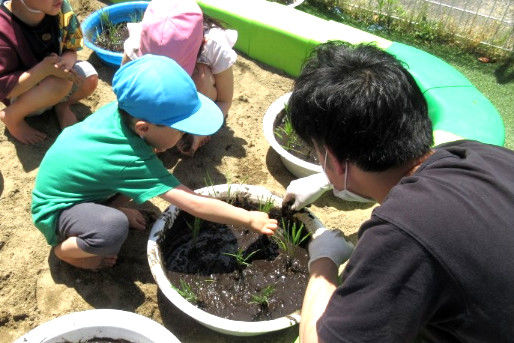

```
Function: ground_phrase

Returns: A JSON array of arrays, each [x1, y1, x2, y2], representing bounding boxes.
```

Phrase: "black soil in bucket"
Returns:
[[158, 194, 310, 321]]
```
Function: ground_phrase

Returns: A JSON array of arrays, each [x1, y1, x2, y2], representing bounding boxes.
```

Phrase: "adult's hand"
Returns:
[[282, 173, 332, 211], [308, 227, 354, 271]]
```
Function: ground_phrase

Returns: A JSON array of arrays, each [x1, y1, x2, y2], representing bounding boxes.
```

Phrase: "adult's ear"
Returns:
[[325, 146, 345, 177]]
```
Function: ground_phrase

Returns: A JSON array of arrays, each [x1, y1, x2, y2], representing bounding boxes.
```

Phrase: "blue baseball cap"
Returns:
[[112, 54, 223, 136]]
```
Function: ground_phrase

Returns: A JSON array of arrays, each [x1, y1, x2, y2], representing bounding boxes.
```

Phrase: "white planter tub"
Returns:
[[14, 309, 180, 343], [147, 184, 324, 336], [263, 92, 322, 178]]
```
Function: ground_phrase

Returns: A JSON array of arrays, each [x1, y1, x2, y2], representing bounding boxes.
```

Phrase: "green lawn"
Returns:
[[298, 2, 514, 150]]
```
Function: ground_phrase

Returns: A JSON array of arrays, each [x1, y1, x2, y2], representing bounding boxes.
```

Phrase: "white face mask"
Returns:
[[323, 150, 373, 203], [19, 0, 44, 14]]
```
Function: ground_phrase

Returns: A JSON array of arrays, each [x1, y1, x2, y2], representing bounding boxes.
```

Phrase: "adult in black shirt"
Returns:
[[283, 43, 514, 342]]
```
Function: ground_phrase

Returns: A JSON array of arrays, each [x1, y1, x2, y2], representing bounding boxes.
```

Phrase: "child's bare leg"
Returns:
[[54, 237, 117, 270], [0, 76, 72, 144], [55, 74, 98, 129]]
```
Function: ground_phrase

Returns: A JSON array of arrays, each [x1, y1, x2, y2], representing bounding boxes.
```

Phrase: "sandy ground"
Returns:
[[0, 1, 375, 341]]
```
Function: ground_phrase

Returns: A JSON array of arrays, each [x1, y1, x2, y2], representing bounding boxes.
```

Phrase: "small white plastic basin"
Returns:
[[14, 309, 180, 343]]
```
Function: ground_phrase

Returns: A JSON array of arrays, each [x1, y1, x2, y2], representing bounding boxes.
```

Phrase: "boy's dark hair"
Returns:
[[289, 42, 433, 172], [119, 108, 136, 129], [118, 108, 166, 130]]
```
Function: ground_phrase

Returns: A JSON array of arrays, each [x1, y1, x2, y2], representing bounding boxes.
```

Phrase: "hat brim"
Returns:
[[169, 93, 224, 136]]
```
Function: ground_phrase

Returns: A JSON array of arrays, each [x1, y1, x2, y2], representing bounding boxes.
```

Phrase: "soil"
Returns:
[[274, 108, 318, 164], [0, 0, 375, 342], [159, 195, 309, 322]]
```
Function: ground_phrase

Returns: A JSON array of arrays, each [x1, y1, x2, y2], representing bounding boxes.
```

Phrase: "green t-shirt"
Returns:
[[32, 101, 180, 246]]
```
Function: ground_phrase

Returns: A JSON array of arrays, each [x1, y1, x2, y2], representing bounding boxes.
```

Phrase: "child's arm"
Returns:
[[160, 184, 277, 235], [193, 64, 233, 117], [213, 66, 234, 117], [7, 53, 76, 99]]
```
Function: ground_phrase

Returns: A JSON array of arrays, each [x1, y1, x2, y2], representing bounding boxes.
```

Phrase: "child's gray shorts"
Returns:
[[56, 202, 129, 256]]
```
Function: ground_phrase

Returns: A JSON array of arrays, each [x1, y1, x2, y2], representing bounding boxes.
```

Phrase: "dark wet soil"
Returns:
[[158, 194, 310, 321], [274, 108, 318, 164], [95, 22, 129, 53]]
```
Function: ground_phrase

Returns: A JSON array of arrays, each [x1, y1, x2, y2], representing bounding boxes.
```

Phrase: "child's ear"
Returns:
[[134, 120, 150, 137]]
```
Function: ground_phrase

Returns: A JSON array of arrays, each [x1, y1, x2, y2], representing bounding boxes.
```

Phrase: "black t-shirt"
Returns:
[[318, 140, 514, 343], [0, 3, 59, 60]]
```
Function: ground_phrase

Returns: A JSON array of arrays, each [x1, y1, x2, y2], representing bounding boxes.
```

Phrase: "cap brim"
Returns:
[[169, 93, 224, 135]]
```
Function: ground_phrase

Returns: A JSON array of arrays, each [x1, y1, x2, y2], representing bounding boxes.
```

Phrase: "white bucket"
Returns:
[[147, 184, 324, 336], [14, 309, 180, 343], [263, 92, 323, 178]]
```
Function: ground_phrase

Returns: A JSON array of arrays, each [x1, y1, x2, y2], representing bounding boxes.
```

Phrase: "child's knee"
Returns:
[[82, 74, 99, 97]]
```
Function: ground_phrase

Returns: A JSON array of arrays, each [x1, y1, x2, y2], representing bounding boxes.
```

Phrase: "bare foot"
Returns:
[[3, 116, 46, 144], [55, 102, 78, 129], [176, 134, 211, 156], [54, 249, 117, 270]]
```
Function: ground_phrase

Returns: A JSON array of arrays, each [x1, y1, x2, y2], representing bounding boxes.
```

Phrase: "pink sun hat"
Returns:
[[140, 0, 204, 76]]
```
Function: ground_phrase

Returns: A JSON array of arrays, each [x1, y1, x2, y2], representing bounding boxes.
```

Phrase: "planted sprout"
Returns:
[[284, 218, 311, 246], [186, 217, 203, 243], [223, 247, 260, 267], [250, 285, 275, 307], [274, 109, 303, 154], [273, 219, 311, 256], [258, 196, 275, 213], [176, 279, 198, 304], [128, 9, 144, 23], [97, 11, 125, 48]]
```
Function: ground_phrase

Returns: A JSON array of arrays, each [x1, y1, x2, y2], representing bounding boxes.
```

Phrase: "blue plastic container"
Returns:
[[81, 1, 149, 67]]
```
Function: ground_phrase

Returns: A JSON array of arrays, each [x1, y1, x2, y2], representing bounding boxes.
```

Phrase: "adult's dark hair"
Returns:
[[289, 42, 433, 172]]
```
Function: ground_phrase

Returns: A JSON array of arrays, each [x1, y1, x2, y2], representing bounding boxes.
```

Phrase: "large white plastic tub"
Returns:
[[147, 184, 324, 336]]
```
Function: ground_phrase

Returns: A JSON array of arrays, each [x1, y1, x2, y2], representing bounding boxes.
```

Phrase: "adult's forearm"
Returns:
[[300, 258, 339, 343]]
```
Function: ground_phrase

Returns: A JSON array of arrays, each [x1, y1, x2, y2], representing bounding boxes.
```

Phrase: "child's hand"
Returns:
[[248, 211, 278, 236], [118, 207, 147, 230], [40, 53, 76, 82]]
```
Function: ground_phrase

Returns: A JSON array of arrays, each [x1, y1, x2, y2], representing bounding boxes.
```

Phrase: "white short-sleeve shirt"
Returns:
[[123, 24, 237, 75]]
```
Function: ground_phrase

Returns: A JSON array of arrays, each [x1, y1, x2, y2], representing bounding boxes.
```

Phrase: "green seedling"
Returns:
[[273, 219, 311, 257], [284, 218, 311, 246], [176, 279, 198, 304], [186, 217, 203, 243], [274, 109, 301, 152], [258, 196, 275, 213], [223, 247, 260, 267], [250, 285, 275, 307], [97, 11, 125, 48], [128, 9, 144, 23]]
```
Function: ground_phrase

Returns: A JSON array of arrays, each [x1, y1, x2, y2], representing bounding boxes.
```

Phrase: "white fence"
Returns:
[[331, 0, 513, 53]]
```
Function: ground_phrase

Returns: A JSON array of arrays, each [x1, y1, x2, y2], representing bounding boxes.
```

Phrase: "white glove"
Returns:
[[283, 173, 332, 211], [308, 227, 354, 271]]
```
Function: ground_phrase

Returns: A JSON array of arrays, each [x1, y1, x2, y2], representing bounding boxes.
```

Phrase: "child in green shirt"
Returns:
[[31, 54, 277, 270]]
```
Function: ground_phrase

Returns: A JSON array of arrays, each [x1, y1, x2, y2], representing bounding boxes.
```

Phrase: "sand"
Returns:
[[0, 1, 374, 341]]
